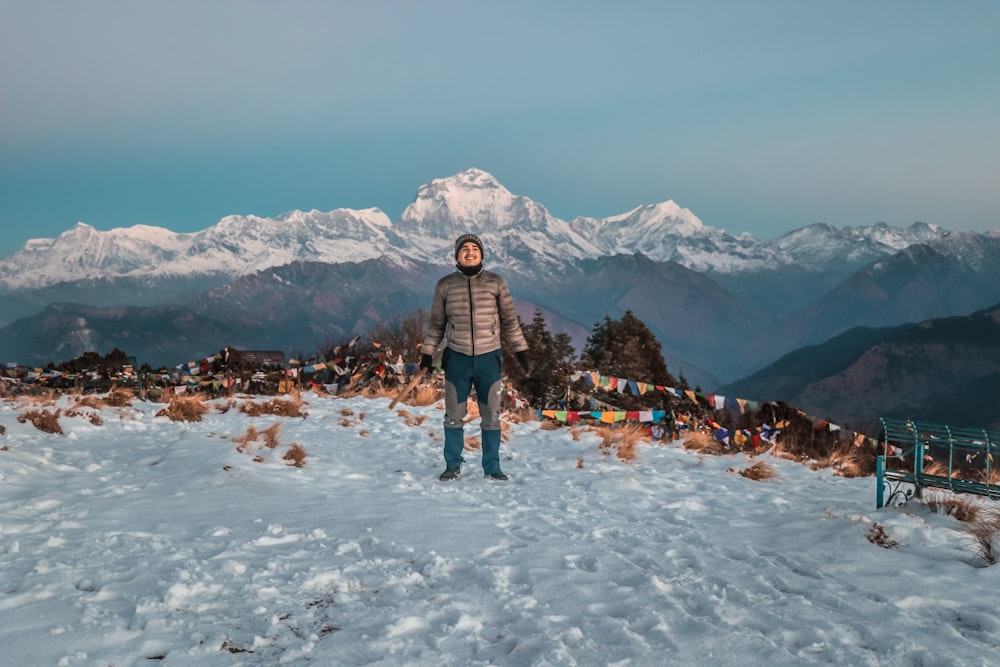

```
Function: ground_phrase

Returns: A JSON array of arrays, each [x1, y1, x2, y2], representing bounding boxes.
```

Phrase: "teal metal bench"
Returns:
[[876, 418, 999, 508]]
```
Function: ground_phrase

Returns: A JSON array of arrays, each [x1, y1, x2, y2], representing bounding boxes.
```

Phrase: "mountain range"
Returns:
[[2, 167, 998, 425]]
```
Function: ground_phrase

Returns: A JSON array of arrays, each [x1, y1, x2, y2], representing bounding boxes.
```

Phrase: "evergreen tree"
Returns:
[[578, 310, 681, 411], [505, 309, 576, 408]]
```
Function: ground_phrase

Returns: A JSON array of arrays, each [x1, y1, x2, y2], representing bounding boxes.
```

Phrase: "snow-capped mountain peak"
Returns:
[[0, 169, 976, 292]]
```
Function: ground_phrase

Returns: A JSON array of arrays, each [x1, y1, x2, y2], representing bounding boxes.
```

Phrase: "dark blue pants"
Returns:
[[441, 348, 504, 475]]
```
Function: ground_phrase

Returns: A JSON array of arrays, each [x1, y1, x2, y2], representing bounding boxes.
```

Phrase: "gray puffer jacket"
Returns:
[[422, 269, 528, 357]]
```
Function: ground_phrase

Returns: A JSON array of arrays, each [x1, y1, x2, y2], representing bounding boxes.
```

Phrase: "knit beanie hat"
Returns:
[[454, 233, 484, 260]]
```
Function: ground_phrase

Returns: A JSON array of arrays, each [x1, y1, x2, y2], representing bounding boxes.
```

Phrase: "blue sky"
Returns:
[[1, 0, 998, 259]]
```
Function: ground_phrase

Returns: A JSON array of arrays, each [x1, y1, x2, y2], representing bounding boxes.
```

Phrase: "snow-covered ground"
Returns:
[[1, 391, 998, 666]]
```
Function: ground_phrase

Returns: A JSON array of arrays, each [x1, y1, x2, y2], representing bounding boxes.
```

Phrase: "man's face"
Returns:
[[457, 242, 482, 267]]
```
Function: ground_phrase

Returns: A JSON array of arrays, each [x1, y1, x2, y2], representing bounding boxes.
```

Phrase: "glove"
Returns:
[[419, 354, 434, 371], [516, 350, 530, 374]]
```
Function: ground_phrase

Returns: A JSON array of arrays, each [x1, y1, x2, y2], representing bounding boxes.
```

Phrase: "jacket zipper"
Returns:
[[466, 276, 475, 356]]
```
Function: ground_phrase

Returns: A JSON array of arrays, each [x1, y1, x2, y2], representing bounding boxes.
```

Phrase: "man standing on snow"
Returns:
[[421, 233, 529, 481]]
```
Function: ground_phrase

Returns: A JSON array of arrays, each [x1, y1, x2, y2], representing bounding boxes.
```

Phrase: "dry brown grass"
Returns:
[[410, 384, 442, 406], [592, 423, 648, 462], [17, 393, 58, 408], [240, 396, 307, 418], [18, 409, 63, 434], [396, 409, 429, 427], [683, 430, 723, 455], [539, 420, 563, 431], [106, 387, 134, 407], [922, 493, 1000, 565], [283, 443, 308, 467], [503, 408, 535, 424], [925, 493, 980, 522], [965, 507, 1000, 565], [464, 436, 482, 451], [867, 522, 900, 549], [731, 460, 777, 481], [75, 395, 107, 410], [233, 422, 284, 457], [805, 439, 876, 477], [156, 396, 209, 422], [233, 424, 260, 454], [260, 423, 281, 449]]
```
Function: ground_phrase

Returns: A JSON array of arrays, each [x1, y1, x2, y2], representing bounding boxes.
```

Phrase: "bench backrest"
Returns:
[[878, 417, 998, 506]]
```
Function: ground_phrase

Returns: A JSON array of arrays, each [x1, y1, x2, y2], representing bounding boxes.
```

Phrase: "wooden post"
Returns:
[[389, 368, 429, 409]]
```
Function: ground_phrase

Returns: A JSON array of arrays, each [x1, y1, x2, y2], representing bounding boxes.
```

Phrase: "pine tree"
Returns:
[[578, 310, 680, 411], [505, 309, 577, 408]]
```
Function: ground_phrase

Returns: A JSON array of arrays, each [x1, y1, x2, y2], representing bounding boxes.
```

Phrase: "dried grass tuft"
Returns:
[[867, 522, 899, 549], [283, 443, 308, 467], [75, 395, 107, 410], [241, 396, 307, 418], [925, 493, 980, 522], [683, 430, 722, 455], [732, 460, 777, 481], [964, 507, 1000, 565], [105, 387, 134, 407], [592, 423, 648, 462], [233, 425, 259, 454], [397, 409, 429, 427], [156, 396, 209, 422], [409, 384, 441, 406], [260, 423, 281, 449], [18, 409, 63, 434]]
